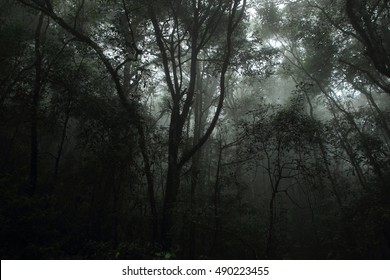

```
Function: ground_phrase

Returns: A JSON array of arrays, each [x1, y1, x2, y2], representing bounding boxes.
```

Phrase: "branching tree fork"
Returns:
[[149, 0, 246, 249], [17, 0, 246, 250]]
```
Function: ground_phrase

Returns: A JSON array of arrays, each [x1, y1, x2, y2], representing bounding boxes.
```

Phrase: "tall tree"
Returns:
[[16, 0, 159, 241], [149, 0, 246, 250]]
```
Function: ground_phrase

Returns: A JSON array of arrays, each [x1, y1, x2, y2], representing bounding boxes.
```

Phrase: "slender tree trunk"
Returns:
[[188, 61, 203, 258], [28, 13, 44, 196], [53, 92, 71, 190], [188, 148, 199, 257], [265, 147, 281, 259], [266, 188, 277, 259], [211, 140, 223, 257], [308, 199, 321, 258]]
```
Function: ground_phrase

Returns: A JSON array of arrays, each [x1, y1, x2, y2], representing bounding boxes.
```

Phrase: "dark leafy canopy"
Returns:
[[0, 0, 389, 259], [346, 0, 390, 78]]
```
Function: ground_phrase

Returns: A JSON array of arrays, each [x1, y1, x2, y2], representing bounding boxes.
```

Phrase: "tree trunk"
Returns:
[[28, 13, 44, 196], [53, 91, 71, 190], [265, 188, 277, 259], [151, 0, 246, 252], [188, 60, 204, 258], [211, 140, 223, 257], [161, 157, 181, 250]]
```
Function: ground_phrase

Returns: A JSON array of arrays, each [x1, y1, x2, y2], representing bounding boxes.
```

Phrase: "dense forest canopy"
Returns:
[[0, 0, 389, 259]]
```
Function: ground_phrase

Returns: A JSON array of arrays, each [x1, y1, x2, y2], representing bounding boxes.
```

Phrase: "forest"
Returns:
[[0, 0, 389, 260]]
